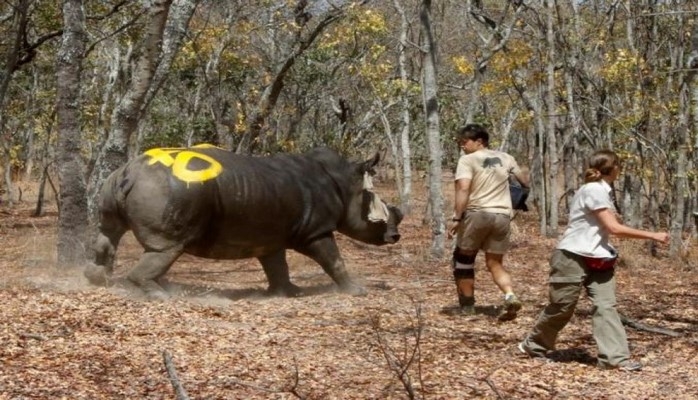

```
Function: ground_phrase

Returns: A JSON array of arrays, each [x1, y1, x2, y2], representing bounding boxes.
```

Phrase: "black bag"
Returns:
[[509, 177, 529, 211]]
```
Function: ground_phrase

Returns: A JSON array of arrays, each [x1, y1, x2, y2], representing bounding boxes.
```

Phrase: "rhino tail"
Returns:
[[96, 162, 137, 235], [104, 161, 138, 210], [88, 163, 137, 286]]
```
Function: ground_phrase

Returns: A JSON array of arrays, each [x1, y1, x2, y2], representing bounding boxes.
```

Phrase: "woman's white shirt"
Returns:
[[556, 180, 617, 258]]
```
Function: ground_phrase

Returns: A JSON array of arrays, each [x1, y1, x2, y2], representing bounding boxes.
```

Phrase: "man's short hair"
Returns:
[[456, 124, 489, 147]]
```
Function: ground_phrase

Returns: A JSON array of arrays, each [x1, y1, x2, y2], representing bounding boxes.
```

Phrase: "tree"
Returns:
[[86, 0, 196, 220], [420, 0, 444, 258], [55, 0, 87, 264], [543, 0, 559, 237], [240, 1, 360, 153], [0, 0, 62, 203], [392, 0, 414, 214]]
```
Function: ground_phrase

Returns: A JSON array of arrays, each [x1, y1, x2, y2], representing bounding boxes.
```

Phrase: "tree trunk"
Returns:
[[544, 0, 558, 237], [0, 0, 30, 121], [690, 22, 698, 244], [55, 0, 88, 265], [141, 0, 199, 114], [561, 0, 581, 214], [420, 0, 445, 258], [23, 67, 40, 179], [512, 70, 546, 233], [393, 0, 413, 214], [0, 0, 31, 199], [86, 0, 174, 222], [462, 1, 523, 124], [670, 18, 698, 258]]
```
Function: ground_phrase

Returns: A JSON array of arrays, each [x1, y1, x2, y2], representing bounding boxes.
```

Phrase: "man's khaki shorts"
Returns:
[[456, 211, 511, 254]]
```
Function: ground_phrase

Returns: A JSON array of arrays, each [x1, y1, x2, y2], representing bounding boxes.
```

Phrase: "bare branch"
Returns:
[[162, 350, 191, 400], [620, 314, 682, 337], [370, 301, 424, 400], [86, 0, 130, 20], [485, 374, 505, 400], [19, 332, 47, 341], [84, 12, 145, 57]]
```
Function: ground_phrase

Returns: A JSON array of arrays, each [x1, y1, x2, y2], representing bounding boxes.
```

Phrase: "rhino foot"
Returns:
[[145, 290, 171, 301], [339, 282, 367, 297], [129, 279, 170, 301], [84, 264, 111, 286], [267, 283, 304, 297]]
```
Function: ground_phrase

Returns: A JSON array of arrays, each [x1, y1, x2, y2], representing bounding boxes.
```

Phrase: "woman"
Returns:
[[518, 150, 669, 371]]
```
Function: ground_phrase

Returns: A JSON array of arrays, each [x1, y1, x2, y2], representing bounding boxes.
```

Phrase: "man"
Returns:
[[447, 124, 530, 321]]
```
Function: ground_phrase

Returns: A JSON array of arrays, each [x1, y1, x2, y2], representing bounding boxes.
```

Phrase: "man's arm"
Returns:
[[448, 178, 471, 239], [513, 165, 530, 188], [453, 178, 471, 220]]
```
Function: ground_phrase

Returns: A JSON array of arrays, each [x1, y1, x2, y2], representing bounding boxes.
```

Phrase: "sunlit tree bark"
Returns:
[[420, 0, 445, 258], [55, 0, 88, 264]]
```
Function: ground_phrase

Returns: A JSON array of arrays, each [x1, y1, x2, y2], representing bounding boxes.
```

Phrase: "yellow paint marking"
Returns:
[[172, 151, 223, 183], [144, 145, 223, 183], [144, 148, 179, 167]]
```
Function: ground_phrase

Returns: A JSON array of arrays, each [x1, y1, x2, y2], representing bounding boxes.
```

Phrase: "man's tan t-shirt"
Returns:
[[455, 149, 521, 215]]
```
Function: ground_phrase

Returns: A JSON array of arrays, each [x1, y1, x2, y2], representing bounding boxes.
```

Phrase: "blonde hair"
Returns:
[[584, 150, 620, 183]]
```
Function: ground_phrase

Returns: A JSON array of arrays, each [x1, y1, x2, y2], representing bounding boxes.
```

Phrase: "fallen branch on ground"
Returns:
[[162, 350, 191, 400], [485, 374, 504, 399], [620, 315, 681, 337], [19, 333, 47, 341]]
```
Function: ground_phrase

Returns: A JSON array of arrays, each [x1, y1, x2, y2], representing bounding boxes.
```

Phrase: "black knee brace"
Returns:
[[452, 248, 476, 278], [453, 249, 476, 264], [453, 268, 474, 279]]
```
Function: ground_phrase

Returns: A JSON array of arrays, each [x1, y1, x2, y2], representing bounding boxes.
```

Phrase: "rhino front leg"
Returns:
[[127, 248, 182, 300], [258, 250, 303, 297], [296, 234, 367, 296]]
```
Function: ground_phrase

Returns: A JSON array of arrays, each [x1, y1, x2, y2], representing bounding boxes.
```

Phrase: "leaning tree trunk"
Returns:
[[55, 0, 88, 265], [141, 0, 199, 115], [86, 0, 174, 222], [420, 0, 445, 258]]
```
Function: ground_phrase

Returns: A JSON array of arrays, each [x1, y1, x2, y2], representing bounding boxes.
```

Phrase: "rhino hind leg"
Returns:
[[127, 248, 183, 300], [258, 250, 303, 297], [85, 228, 126, 286], [296, 235, 367, 296]]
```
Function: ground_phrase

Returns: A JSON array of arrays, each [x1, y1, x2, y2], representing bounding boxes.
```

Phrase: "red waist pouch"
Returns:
[[581, 255, 618, 271]]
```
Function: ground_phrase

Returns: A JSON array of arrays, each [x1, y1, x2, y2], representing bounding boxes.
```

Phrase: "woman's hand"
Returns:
[[654, 232, 670, 244]]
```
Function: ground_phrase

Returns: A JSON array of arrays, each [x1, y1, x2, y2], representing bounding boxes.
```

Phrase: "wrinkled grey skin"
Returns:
[[84, 147, 403, 299]]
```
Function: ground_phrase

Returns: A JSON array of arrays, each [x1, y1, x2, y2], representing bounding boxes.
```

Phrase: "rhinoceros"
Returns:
[[84, 145, 403, 299]]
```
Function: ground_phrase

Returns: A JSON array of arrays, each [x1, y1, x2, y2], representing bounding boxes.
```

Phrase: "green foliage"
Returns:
[[140, 115, 217, 150]]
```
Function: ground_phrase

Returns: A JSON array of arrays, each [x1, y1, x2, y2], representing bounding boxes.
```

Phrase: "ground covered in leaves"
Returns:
[[1, 179, 697, 399]]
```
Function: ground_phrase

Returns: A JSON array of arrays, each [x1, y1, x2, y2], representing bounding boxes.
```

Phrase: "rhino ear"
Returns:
[[360, 152, 381, 175]]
